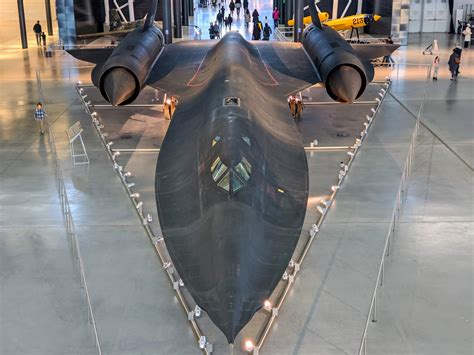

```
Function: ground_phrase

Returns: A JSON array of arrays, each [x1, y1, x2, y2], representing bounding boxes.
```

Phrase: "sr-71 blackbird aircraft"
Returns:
[[68, 0, 398, 344]]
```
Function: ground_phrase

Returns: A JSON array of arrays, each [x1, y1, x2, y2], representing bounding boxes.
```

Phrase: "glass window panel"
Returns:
[[232, 172, 245, 192], [235, 162, 250, 182], [242, 157, 252, 174], [242, 136, 251, 146], [212, 135, 221, 147], [217, 171, 230, 191], [212, 159, 228, 182], [211, 157, 220, 173]]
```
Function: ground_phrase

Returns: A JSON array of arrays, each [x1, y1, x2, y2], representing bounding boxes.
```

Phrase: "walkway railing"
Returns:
[[357, 63, 431, 355], [36, 69, 102, 355]]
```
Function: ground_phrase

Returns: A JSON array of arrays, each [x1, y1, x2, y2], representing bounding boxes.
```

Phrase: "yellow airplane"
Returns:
[[288, 13, 381, 39]]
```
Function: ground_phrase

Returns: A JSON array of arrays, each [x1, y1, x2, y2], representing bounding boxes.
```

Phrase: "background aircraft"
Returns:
[[67, 0, 398, 343]]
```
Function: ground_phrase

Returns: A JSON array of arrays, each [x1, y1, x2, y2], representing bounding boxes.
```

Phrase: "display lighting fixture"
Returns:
[[198, 336, 207, 349], [130, 192, 140, 199], [378, 92, 384, 98], [81, 93, 87, 100], [282, 271, 289, 280], [112, 151, 120, 160], [317, 205, 326, 214], [288, 259, 295, 268], [152, 236, 164, 245], [375, 97, 381, 103], [331, 185, 340, 192], [78, 88, 84, 94], [123, 171, 132, 177], [98, 124, 104, 129], [127, 182, 135, 188], [193, 305, 201, 317], [263, 300, 272, 311], [178, 278, 184, 287], [244, 340, 255, 353], [147, 213, 153, 223], [85, 100, 92, 106], [363, 122, 369, 129], [347, 151, 355, 157], [106, 141, 113, 148], [366, 115, 373, 122], [76, 80, 82, 85], [91, 111, 97, 117], [312, 223, 319, 233], [114, 163, 122, 171], [320, 198, 330, 207], [136, 201, 143, 210], [102, 133, 108, 139], [380, 88, 386, 93], [163, 261, 172, 269], [371, 107, 376, 114]]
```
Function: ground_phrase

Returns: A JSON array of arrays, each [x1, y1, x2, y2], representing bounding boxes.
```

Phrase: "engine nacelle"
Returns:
[[97, 26, 164, 106], [302, 24, 373, 103]]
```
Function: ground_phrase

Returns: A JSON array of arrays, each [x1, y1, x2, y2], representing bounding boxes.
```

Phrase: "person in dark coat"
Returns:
[[217, 11, 223, 26], [229, 0, 235, 16], [252, 9, 259, 23], [227, 14, 233, 29], [220, 5, 225, 17], [33, 21, 42, 46], [262, 23, 272, 40], [252, 22, 261, 40], [209, 22, 216, 39], [235, 0, 242, 16], [448, 49, 461, 81], [243, 0, 248, 10]]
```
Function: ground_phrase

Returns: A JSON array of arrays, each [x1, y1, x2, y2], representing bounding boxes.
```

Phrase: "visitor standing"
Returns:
[[244, 9, 251, 28], [462, 24, 471, 48], [262, 23, 272, 40], [243, 0, 248, 11], [229, 0, 235, 17], [235, 0, 241, 16], [252, 9, 259, 23], [272, 7, 280, 28], [34, 102, 47, 134], [432, 55, 440, 80], [227, 14, 233, 29], [448, 49, 461, 81], [33, 21, 42, 46], [252, 22, 261, 40]]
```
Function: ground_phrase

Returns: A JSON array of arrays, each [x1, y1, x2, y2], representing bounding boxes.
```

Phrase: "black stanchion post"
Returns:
[[174, 0, 183, 38], [17, 0, 28, 48], [293, 0, 303, 42], [182, 0, 189, 26], [45, 0, 53, 35], [163, 0, 173, 43]]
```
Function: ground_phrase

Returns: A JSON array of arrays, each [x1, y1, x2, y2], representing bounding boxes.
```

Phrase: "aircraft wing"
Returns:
[[67, 47, 114, 64], [146, 40, 321, 96]]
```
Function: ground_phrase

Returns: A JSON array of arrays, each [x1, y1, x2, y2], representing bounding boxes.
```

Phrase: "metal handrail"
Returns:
[[357, 63, 431, 355], [36, 68, 102, 355]]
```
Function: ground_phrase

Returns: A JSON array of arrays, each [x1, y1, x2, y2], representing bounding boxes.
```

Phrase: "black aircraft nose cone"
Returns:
[[103, 68, 136, 106], [327, 65, 363, 103]]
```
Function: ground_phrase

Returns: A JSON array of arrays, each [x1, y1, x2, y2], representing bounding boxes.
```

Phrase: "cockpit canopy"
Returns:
[[210, 135, 252, 195]]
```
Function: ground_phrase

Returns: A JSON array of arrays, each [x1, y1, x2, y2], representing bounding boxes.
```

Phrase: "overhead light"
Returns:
[[244, 340, 255, 353], [194, 305, 202, 317]]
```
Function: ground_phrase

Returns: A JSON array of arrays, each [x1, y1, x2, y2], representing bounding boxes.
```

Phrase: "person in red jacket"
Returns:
[[272, 7, 280, 28]]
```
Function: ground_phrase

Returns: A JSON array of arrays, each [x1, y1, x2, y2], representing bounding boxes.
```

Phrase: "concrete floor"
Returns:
[[0, 2, 473, 353]]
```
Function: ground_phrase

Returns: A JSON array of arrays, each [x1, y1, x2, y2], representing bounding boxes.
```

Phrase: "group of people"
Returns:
[[208, 3, 280, 41]]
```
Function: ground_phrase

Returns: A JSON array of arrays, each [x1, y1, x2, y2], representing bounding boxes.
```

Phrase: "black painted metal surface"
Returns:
[[66, 19, 399, 341]]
